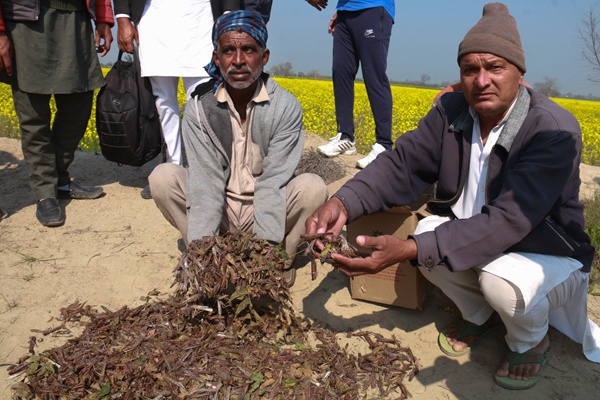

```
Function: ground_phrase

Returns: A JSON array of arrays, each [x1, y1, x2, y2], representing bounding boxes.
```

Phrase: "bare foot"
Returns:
[[443, 313, 500, 353], [495, 334, 550, 380]]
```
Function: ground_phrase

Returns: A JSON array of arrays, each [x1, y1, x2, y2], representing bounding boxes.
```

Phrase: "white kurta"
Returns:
[[137, 0, 214, 77]]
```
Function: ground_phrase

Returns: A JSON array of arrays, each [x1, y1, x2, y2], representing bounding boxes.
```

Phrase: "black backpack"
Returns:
[[96, 51, 162, 167]]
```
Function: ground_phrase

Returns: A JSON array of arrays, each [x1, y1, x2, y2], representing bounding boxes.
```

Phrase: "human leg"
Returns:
[[12, 90, 57, 201], [419, 264, 499, 355], [148, 163, 188, 245], [318, 12, 359, 158], [355, 7, 393, 151], [416, 215, 499, 353], [332, 11, 359, 142], [481, 267, 586, 388], [283, 173, 328, 256], [182, 76, 211, 101], [12, 90, 68, 226], [149, 76, 182, 165], [53, 91, 103, 199]]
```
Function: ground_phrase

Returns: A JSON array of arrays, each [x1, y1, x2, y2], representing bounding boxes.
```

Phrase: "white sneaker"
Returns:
[[356, 143, 386, 169], [317, 133, 356, 157]]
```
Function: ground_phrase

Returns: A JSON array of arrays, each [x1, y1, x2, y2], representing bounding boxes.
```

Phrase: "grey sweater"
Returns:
[[183, 75, 304, 245]]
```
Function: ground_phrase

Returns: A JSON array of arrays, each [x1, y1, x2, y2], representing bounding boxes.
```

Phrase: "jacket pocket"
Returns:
[[507, 216, 585, 258]]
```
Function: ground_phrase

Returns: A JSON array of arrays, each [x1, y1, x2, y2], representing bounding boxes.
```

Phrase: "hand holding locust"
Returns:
[[304, 197, 418, 277]]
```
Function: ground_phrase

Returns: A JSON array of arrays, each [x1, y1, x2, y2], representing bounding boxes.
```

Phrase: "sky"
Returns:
[[104, 0, 600, 97]]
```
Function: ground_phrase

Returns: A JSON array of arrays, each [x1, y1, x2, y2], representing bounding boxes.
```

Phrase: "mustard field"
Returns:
[[0, 76, 599, 166]]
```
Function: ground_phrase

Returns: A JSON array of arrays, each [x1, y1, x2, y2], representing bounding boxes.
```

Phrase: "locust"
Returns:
[[301, 233, 366, 280]]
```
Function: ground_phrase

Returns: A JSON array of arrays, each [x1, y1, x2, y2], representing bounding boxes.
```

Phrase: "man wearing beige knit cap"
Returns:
[[305, 2, 600, 390]]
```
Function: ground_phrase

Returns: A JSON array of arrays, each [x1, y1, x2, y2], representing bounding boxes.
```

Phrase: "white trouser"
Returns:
[[415, 215, 591, 353], [149, 76, 209, 165], [420, 259, 586, 352]]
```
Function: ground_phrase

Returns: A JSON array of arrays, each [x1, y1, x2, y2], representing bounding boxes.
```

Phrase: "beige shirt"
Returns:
[[214, 80, 270, 231]]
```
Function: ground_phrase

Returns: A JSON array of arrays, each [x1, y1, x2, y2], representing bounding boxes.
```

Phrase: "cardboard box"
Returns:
[[347, 207, 428, 310]]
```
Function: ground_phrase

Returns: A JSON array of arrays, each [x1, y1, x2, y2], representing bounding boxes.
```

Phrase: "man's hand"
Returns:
[[0, 32, 13, 76], [94, 22, 113, 57], [331, 235, 419, 277], [116, 17, 138, 53], [306, 0, 328, 11], [328, 12, 337, 34], [304, 196, 348, 245]]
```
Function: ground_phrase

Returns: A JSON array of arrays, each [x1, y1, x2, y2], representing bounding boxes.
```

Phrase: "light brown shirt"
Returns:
[[214, 80, 270, 230]]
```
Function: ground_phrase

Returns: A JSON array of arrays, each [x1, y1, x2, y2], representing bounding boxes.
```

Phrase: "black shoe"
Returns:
[[140, 185, 152, 200], [36, 197, 65, 227], [0, 208, 8, 221], [58, 181, 103, 200]]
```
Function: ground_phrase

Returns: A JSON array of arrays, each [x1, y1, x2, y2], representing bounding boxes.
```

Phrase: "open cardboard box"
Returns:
[[346, 206, 429, 310]]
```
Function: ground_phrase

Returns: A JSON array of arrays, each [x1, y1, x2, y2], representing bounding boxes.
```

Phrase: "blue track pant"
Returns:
[[332, 7, 393, 150]]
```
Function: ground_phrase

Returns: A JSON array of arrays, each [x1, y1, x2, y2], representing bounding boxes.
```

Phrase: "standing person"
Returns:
[[115, 0, 275, 200], [317, 0, 395, 169], [306, 2, 600, 389], [114, 0, 215, 199], [0, 0, 113, 227], [148, 10, 328, 286]]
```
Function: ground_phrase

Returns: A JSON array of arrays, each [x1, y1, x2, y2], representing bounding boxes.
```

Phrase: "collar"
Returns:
[[451, 86, 530, 152]]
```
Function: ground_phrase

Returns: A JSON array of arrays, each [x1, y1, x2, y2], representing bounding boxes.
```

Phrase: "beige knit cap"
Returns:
[[457, 2, 526, 72]]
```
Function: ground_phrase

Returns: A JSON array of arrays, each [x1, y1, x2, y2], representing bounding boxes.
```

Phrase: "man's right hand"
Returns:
[[0, 32, 13, 76], [304, 196, 349, 244], [328, 12, 337, 34], [117, 17, 138, 53]]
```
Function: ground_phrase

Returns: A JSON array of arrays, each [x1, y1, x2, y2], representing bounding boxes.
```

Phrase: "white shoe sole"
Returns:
[[318, 147, 356, 157]]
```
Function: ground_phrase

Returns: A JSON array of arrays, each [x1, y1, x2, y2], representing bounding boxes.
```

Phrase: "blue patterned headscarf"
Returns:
[[204, 10, 268, 90]]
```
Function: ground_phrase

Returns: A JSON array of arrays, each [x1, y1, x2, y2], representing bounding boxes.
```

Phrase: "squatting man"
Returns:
[[148, 10, 327, 287], [305, 2, 600, 390]]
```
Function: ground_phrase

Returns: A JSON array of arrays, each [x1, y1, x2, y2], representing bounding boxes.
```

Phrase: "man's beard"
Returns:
[[221, 64, 263, 90]]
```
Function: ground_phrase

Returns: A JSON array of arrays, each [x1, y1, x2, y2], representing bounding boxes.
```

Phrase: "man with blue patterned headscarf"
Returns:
[[148, 10, 328, 287], [204, 9, 268, 91]]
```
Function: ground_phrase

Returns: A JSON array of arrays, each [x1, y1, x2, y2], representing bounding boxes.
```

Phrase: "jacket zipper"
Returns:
[[544, 217, 576, 252]]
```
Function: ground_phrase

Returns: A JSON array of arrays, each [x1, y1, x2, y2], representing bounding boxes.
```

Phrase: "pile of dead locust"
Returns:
[[296, 148, 347, 185], [8, 232, 419, 399]]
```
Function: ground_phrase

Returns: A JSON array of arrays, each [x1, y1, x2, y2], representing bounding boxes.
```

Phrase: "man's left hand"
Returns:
[[331, 235, 418, 277], [94, 22, 113, 57]]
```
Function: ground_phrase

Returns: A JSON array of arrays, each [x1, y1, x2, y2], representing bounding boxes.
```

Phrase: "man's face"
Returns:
[[214, 30, 270, 90], [459, 53, 523, 124]]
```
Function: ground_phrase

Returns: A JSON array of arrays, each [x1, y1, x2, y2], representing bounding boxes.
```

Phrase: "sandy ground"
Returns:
[[1, 133, 600, 399]]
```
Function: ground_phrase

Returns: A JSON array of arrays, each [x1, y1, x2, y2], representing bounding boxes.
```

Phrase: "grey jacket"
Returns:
[[336, 86, 595, 272], [183, 75, 304, 244]]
